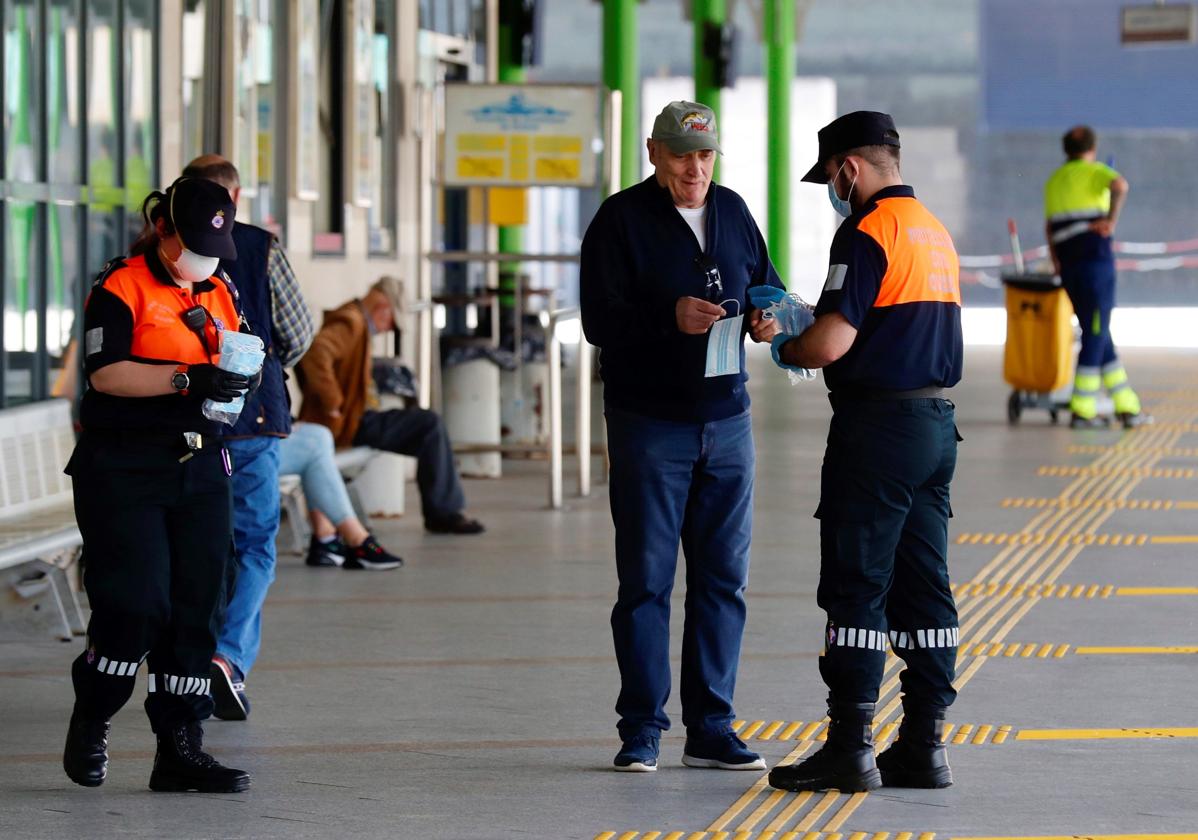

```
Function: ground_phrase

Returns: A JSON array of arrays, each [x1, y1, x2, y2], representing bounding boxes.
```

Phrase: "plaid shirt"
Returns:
[[268, 241, 315, 367]]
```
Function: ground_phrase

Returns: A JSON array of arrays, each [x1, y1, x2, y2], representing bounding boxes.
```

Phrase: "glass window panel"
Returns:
[[419, 0, 482, 39], [367, 0, 395, 254], [314, 0, 345, 252], [87, 0, 121, 214], [125, 0, 157, 230], [48, 0, 83, 184], [246, 0, 280, 231], [3, 200, 42, 405], [46, 203, 81, 397], [182, 0, 207, 165], [4, 0, 43, 182]]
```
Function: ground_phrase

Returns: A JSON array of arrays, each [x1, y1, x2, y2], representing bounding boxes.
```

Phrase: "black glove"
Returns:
[[187, 363, 251, 403]]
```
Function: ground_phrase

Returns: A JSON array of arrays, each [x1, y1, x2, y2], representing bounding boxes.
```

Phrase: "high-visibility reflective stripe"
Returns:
[[889, 627, 960, 649], [1051, 220, 1094, 244], [830, 626, 887, 651], [147, 674, 212, 695]]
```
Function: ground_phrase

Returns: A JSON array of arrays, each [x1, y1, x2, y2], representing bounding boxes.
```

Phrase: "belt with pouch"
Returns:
[[89, 429, 214, 458]]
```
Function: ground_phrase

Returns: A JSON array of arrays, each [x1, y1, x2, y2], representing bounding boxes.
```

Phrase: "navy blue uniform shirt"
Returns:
[[580, 176, 784, 423]]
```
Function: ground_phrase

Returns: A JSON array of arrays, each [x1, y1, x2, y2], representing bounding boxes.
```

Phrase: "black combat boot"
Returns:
[[876, 712, 953, 788], [768, 702, 881, 792], [63, 712, 111, 787], [148, 721, 251, 793]]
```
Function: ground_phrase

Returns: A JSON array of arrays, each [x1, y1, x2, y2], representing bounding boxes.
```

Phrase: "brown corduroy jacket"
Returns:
[[297, 299, 372, 447]]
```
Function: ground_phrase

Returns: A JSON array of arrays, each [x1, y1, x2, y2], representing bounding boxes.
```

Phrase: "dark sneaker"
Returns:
[[682, 731, 766, 770], [1118, 412, 1152, 429], [343, 536, 404, 571], [210, 655, 250, 721], [63, 712, 111, 787], [425, 512, 485, 535], [1069, 413, 1110, 429], [613, 732, 659, 772], [149, 721, 251, 793], [306, 536, 347, 568]]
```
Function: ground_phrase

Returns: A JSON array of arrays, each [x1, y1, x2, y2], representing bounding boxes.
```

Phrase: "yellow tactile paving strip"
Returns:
[[597, 388, 1198, 840]]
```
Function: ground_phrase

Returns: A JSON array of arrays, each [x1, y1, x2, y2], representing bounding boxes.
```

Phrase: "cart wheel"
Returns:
[[1007, 391, 1022, 425], [1049, 409, 1060, 425]]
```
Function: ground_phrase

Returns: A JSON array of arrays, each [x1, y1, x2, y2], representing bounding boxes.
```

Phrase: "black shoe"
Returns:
[[148, 721, 251, 793], [209, 655, 250, 721], [876, 714, 948, 786], [768, 702, 881, 793], [306, 536, 347, 568], [1118, 411, 1152, 429], [1069, 413, 1110, 429], [425, 513, 485, 535], [63, 712, 111, 787], [343, 536, 404, 571]]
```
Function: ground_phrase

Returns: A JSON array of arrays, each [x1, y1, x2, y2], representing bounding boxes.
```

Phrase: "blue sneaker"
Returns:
[[682, 731, 766, 770], [613, 732, 659, 772]]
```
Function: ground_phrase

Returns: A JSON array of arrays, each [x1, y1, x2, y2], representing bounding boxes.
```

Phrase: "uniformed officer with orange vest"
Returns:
[[766, 112, 963, 793], [63, 177, 256, 793]]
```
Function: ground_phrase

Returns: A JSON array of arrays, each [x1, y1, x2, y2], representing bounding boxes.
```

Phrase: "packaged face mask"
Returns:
[[705, 299, 743, 378]]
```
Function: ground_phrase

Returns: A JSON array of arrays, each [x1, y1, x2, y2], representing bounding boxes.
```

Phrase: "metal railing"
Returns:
[[544, 306, 594, 510]]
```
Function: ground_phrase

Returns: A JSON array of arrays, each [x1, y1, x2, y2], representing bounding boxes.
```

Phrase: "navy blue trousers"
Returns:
[[605, 407, 755, 740], [816, 396, 960, 714], [1061, 258, 1118, 369]]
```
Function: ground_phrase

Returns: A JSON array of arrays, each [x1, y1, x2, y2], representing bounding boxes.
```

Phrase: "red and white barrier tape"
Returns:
[[959, 236, 1198, 285]]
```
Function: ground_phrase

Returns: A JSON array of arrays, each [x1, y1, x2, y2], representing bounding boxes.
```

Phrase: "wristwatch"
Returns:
[[171, 365, 190, 395]]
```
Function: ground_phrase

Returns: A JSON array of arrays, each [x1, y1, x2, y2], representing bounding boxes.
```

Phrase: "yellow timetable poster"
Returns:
[[443, 85, 600, 187]]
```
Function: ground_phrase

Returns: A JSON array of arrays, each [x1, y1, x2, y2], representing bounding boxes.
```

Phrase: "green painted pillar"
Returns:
[[602, 0, 640, 189], [497, 17, 526, 320], [692, 0, 725, 181], [765, 0, 794, 286]]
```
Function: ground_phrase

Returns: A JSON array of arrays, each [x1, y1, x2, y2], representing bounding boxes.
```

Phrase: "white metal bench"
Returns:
[[0, 399, 86, 639], [277, 446, 379, 554]]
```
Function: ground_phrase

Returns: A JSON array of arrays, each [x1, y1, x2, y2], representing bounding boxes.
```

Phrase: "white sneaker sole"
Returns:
[[613, 761, 657, 772], [682, 754, 767, 771]]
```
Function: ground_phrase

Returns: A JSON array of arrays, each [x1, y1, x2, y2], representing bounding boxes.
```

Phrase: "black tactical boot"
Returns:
[[768, 702, 881, 792], [877, 713, 953, 789], [148, 721, 251, 793], [63, 712, 111, 787]]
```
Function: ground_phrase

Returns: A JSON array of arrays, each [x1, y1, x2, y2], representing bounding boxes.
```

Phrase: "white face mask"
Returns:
[[827, 159, 857, 218], [166, 247, 220, 284]]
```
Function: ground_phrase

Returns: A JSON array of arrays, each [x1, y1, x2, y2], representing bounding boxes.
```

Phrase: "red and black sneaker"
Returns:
[[343, 536, 404, 571]]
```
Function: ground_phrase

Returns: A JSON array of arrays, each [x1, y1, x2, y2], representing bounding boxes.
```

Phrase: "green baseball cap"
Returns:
[[651, 100, 723, 155]]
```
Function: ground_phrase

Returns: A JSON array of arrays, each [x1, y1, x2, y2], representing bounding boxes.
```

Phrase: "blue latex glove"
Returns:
[[748, 284, 787, 311], [770, 333, 804, 371]]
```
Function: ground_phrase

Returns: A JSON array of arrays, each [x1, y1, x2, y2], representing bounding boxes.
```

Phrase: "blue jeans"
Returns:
[[278, 422, 355, 526], [605, 406, 755, 740], [217, 436, 281, 677]]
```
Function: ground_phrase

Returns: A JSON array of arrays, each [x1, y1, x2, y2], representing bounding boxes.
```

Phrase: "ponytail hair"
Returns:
[[128, 185, 178, 256]]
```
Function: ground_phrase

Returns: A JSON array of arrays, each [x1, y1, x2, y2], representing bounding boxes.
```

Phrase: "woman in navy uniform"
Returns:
[[62, 177, 256, 793]]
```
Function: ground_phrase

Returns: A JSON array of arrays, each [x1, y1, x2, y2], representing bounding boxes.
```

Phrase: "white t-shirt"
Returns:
[[676, 204, 707, 252]]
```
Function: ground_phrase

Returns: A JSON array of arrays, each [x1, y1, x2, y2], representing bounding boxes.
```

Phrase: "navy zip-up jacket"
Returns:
[[580, 176, 784, 423]]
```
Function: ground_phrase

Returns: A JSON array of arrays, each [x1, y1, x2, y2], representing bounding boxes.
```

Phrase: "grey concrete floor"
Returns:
[[3, 346, 1198, 840]]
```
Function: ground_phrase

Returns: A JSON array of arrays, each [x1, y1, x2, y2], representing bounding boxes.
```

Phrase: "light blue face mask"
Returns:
[[827, 160, 857, 218]]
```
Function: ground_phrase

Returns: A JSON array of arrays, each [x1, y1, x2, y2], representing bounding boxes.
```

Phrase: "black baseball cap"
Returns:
[[800, 111, 902, 184], [166, 176, 238, 259]]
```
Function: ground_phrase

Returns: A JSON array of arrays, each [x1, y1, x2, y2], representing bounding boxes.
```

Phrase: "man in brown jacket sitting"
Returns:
[[297, 278, 484, 535]]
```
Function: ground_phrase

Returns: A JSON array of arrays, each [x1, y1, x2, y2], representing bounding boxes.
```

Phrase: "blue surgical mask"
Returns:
[[827, 160, 856, 218]]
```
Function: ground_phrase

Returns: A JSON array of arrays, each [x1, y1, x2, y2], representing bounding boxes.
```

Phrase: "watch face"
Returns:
[[172, 371, 189, 391]]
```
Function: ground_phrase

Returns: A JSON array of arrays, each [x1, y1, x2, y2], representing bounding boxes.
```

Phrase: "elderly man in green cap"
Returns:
[[580, 100, 785, 773]]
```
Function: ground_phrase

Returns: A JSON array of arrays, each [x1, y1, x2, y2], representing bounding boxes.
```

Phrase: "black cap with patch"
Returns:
[[801, 111, 901, 184], [167, 176, 238, 260]]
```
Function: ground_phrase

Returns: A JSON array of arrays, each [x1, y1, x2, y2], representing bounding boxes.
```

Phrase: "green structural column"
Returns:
[[765, 0, 795, 285], [692, 0, 726, 181], [602, 0, 640, 189], [497, 17, 526, 318]]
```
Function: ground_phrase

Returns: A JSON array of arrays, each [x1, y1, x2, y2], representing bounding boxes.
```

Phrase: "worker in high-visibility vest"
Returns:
[[1044, 125, 1148, 429]]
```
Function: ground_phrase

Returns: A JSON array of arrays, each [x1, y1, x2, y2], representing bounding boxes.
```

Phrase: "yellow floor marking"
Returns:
[[732, 720, 745, 733], [957, 835, 1198, 840], [793, 791, 839, 831], [797, 721, 823, 741], [1036, 643, 1053, 658], [1017, 727, 1198, 740], [1077, 645, 1198, 654], [896, 833, 914, 840], [1053, 644, 1070, 658], [642, 833, 661, 840], [778, 722, 802, 741], [971, 724, 994, 745], [870, 834, 889, 840], [763, 791, 813, 833], [663, 833, 685, 840], [595, 833, 616, 840], [707, 743, 812, 832], [736, 790, 787, 832], [741, 721, 766, 740], [686, 833, 708, 840], [951, 723, 974, 745], [918, 835, 935, 840], [1117, 586, 1198, 595], [1151, 535, 1198, 543], [993, 724, 1013, 744], [617, 833, 639, 840], [822, 791, 869, 831], [759, 721, 784, 741]]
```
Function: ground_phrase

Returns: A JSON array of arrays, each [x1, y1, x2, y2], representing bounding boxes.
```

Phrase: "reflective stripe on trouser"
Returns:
[[816, 396, 960, 711], [1103, 362, 1142, 415], [1071, 366, 1101, 419], [68, 434, 232, 730]]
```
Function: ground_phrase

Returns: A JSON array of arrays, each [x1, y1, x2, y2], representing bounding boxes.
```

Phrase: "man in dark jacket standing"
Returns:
[[182, 156, 315, 721], [581, 101, 784, 773]]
